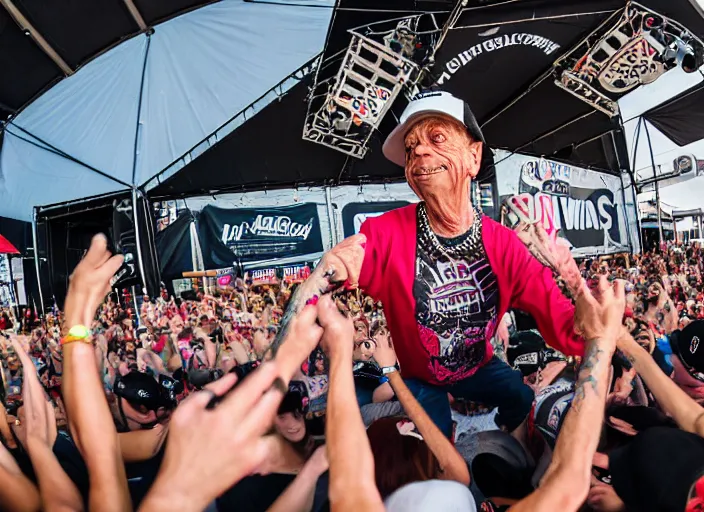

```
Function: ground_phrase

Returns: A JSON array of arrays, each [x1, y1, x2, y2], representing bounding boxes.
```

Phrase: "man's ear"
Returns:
[[467, 140, 482, 179]]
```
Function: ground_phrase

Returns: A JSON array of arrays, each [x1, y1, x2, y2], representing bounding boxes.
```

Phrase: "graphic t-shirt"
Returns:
[[413, 204, 499, 384], [532, 377, 575, 448]]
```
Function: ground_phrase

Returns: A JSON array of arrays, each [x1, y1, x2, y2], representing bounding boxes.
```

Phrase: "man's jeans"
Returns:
[[404, 356, 534, 438]]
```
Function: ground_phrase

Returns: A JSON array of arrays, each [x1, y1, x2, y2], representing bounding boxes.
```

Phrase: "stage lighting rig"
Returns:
[[302, 17, 427, 158], [554, 3, 704, 117]]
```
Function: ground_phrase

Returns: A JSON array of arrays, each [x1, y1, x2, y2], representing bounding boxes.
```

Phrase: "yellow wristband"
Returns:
[[61, 325, 91, 345], [61, 335, 92, 346]]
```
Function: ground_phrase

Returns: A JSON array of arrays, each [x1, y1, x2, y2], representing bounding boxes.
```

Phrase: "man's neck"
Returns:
[[425, 199, 475, 238]]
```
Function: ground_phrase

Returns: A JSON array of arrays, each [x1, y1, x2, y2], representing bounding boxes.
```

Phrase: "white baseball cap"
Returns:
[[382, 90, 493, 181], [384, 480, 478, 512]]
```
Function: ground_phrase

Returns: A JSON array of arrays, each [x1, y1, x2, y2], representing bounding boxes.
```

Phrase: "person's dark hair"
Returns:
[[367, 416, 439, 498], [177, 327, 193, 341], [274, 381, 308, 417]]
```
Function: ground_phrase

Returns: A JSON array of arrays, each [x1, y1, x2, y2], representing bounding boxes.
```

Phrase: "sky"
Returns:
[[624, 0, 704, 214]]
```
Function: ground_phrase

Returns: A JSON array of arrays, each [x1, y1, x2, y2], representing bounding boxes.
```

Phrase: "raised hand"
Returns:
[[142, 362, 302, 511], [317, 295, 354, 361], [10, 337, 57, 448], [270, 304, 323, 382], [271, 235, 366, 353], [372, 329, 397, 369], [574, 276, 626, 352], [63, 234, 123, 333], [10, 338, 82, 510]]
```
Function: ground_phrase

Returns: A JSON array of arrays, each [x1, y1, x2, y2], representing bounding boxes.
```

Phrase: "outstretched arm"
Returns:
[[318, 296, 384, 512], [373, 335, 469, 486], [511, 277, 625, 512], [267, 446, 328, 512], [509, 226, 584, 357], [269, 235, 366, 355], [12, 336, 83, 512], [62, 235, 130, 512], [618, 332, 704, 437]]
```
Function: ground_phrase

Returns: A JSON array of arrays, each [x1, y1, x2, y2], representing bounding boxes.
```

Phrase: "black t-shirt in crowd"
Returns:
[[353, 361, 383, 392], [217, 472, 330, 512], [53, 431, 90, 503], [609, 426, 704, 512], [51, 429, 166, 509]]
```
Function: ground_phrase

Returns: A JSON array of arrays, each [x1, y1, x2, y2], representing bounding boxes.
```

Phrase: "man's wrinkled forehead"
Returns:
[[403, 114, 471, 144]]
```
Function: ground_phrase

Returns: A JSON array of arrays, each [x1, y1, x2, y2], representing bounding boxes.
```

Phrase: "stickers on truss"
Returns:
[[554, 5, 704, 117]]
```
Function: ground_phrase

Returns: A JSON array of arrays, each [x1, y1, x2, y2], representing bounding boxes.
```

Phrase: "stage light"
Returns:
[[303, 18, 424, 158], [554, 4, 704, 116], [675, 39, 698, 72]]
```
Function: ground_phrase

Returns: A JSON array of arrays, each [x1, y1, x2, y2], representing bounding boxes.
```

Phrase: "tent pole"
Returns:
[[132, 188, 148, 294], [7, 255, 18, 319], [0, 0, 73, 76], [131, 285, 142, 327], [324, 185, 338, 247], [122, 0, 147, 31], [32, 208, 45, 315], [189, 221, 203, 272], [642, 121, 664, 246]]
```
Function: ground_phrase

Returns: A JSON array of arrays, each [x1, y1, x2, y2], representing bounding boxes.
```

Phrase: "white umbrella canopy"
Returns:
[[0, 0, 334, 221]]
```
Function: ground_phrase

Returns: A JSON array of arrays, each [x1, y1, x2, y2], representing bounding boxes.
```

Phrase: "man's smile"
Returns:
[[412, 164, 448, 177]]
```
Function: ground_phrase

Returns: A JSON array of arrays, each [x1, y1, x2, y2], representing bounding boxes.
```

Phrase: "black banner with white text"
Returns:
[[341, 201, 411, 238], [198, 203, 323, 269]]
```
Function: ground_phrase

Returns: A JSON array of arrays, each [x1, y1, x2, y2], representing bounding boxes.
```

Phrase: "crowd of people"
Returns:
[[2, 89, 704, 512], [0, 236, 702, 511]]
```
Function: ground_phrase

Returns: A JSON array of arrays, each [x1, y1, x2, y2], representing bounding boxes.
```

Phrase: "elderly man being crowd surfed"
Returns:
[[273, 91, 585, 438]]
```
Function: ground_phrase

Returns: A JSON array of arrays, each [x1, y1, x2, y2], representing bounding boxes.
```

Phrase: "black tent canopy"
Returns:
[[642, 81, 704, 147], [151, 0, 704, 199], [0, 0, 216, 121]]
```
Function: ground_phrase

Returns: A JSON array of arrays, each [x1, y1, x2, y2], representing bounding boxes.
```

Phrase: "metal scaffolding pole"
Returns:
[[32, 208, 45, 314], [643, 121, 664, 245]]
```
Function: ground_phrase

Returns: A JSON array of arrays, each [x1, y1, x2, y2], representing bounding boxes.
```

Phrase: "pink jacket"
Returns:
[[359, 204, 583, 385]]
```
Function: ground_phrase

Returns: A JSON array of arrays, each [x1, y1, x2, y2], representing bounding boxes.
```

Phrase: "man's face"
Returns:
[[403, 116, 481, 201]]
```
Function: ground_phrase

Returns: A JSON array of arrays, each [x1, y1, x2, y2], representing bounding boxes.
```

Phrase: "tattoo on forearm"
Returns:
[[571, 343, 605, 412], [268, 263, 344, 356]]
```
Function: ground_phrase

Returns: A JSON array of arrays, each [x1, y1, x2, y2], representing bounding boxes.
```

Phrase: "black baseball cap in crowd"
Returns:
[[608, 426, 704, 512], [507, 330, 546, 376], [382, 90, 495, 183], [114, 371, 163, 411], [670, 320, 704, 378]]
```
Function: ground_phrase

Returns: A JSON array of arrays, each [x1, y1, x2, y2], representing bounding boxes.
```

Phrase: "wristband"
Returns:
[[381, 364, 399, 376], [61, 325, 91, 346]]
